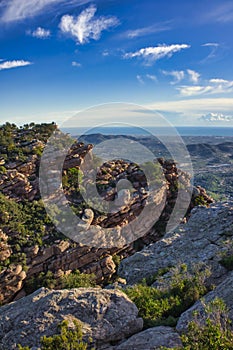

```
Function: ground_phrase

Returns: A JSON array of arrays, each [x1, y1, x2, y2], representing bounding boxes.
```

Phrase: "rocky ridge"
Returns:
[[0, 127, 213, 305], [1, 201, 233, 349]]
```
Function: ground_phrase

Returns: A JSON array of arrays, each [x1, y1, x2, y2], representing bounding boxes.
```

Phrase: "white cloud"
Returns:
[[178, 85, 212, 96], [124, 44, 190, 65], [72, 61, 82, 67], [187, 69, 200, 84], [28, 27, 51, 39], [162, 70, 185, 84], [178, 78, 233, 97], [209, 78, 230, 84], [136, 74, 157, 84], [146, 74, 157, 82], [1, 0, 91, 23], [147, 97, 233, 114], [0, 60, 32, 71], [200, 112, 233, 122], [59, 5, 119, 44], [125, 22, 171, 39], [136, 75, 144, 84], [102, 50, 110, 57], [202, 42, 219, 48], [146, 97, 233, 125]]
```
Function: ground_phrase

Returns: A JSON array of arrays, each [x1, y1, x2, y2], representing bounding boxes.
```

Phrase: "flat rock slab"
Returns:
[[118, 202, 233, 285]]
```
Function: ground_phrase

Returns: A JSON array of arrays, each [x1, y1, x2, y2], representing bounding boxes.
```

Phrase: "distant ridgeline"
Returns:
[[0, 122, 213, 306]]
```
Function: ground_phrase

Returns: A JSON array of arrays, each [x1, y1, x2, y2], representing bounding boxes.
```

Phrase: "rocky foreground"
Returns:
[[1, 201, 233, 349]]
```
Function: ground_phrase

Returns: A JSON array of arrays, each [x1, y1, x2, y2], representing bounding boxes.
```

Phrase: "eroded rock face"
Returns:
[[0, 265, 26, 304], [118, 201, 233, 285], [113, 326, 182, 350], [0, 287, 143, 350], [176, 270, 233, 334]]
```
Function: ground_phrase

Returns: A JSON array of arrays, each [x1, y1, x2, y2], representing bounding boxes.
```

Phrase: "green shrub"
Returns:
[[220, 254, 233, 271], [24, 269, 96, 295], [18, 320, 93, 350], [59, 269, 96, 289], [194, 195, 207, 206], [160, 298, 233, 350], [24, 271, 57, 294], [125, 264, 210, 328]]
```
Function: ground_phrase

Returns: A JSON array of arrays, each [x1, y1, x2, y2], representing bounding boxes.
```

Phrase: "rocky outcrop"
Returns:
[[176, 270, 233, 333], [0, 287, 143, 350], [0, 125, 214, 306], [26, 239, 116, 283], [0, 230, 11, 262], [112, 326, 182, 350], [0, 265, 26, 304], [0, 156, 212, 305], [118, 201, 232, 285]]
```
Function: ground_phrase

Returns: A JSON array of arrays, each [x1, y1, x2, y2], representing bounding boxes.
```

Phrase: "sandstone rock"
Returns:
[[0, 230, 11, 261], [0, 265, 27, 304], [78, 208, 94, 230], [118, 202, 233, 285], [0, 287, 143, 349], [115, 189, 131, 208], [113, 326, 182, 350], [176, 270, 233, 334]]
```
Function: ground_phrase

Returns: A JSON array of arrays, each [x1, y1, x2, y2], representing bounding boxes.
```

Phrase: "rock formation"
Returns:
[[118, 201, 232, 286], [0, 287, 143, 350]]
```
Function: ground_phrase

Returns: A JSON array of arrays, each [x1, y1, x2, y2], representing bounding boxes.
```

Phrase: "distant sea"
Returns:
[[61, 126, 233, 137]]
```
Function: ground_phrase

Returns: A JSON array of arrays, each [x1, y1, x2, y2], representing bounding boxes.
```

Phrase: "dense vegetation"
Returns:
[[0, 192, 62, 272], [24, 269, 96, 295], [125, 264, 211, 328], [0, 122, 56, 162]]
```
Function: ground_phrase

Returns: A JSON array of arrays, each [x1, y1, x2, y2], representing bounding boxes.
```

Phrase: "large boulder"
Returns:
[[113, 326, 182, 350], [118, 202, 233, 285], [0, 287, 143, 350]]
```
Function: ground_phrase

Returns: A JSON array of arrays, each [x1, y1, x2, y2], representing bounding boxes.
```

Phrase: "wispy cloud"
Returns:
[[72, 61, 82, 67], [59, 5, 119, 44], [162, 70, 185, 84], [200, 112, 233, 122], [136, 74, 157, 84], [178, 78, 233, 97], [146, 74, 157, 82], [162, 69, 200, 85], [125, 21, 172, 39], [187, 69, 200, 83], [136, 75, 144, 84], [0, 59, 32, 71], [102, 50, 110, 57], [178, 85, 212, 96], [202, 42, 219, 48], [28, 27, 51, 39], [203, 2, 233, 23], [201, 42, 220, 62], [124, 44, 190, 65], [1, 0, 91, 23]]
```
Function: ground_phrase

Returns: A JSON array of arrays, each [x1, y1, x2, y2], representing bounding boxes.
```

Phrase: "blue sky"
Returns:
[[0, 0, 233, 126]]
